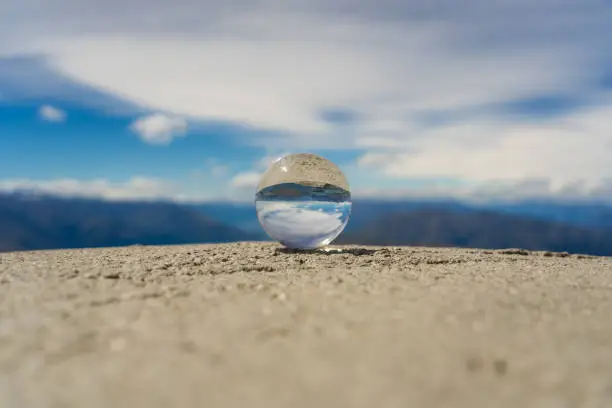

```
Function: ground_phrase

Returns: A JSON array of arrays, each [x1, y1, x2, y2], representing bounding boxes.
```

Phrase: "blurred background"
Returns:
[[1, 0, 612, 255]]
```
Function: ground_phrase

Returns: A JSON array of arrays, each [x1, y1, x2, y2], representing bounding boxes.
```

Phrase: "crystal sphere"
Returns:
[[255, 153, 352, 249]]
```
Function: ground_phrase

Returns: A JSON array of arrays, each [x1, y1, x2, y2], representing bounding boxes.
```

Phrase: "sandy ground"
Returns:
[[1, 242, 612, 408]]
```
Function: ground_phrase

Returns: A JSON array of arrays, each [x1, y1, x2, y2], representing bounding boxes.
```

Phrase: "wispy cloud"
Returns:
[[129, 113, 188, 145], [228, 152, 293, 194], [2, 0, 612, 201], [0, 177, 176, 200], [202, 158, 230, 177], [353, 177, 612, 205], [0, 56, 141, 113], [230, 172, 261, 190], [210, 165, 228, 177], [38, 104, 66, 122], [356, 100, 612, 190], [256, 200, 349, 247], [12, 1, 609, 137]]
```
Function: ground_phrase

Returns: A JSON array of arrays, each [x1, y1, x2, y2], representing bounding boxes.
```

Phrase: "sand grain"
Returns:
[[1, 243, 612, 408]]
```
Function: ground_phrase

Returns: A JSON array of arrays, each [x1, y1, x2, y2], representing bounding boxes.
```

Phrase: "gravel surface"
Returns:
[[1, 242, 612, 408]]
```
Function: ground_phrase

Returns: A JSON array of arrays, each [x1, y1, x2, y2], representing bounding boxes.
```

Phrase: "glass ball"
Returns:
[[255, 153, 352, 249]]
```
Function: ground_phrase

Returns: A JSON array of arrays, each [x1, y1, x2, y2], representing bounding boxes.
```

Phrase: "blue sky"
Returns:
[[1, 1, 612, 202]]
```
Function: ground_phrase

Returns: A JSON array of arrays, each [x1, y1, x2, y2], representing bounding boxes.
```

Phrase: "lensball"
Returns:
[[255, 153, 352, 249]]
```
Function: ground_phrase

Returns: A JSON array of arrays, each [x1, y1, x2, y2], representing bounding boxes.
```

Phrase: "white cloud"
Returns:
[[228, 152, 296, 194], [210, 165, 228, 177], [38, 104, 66, 122], [353, 178, 612, 204], [256, 201, 350, 248], [36, 30, 587, 141], [201, 158, 230, 177], [129, 113, 188, 145], [355, 100, 612, 200], [0, 177, 176, 200], [9, 2, 608, 141], [3, 1, 612, 201], [355, 137, 401, 149], [230, 172, 261, 190]]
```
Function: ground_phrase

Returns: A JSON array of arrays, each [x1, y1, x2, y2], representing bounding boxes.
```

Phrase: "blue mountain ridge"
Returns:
[[1, 192, 612, 255]]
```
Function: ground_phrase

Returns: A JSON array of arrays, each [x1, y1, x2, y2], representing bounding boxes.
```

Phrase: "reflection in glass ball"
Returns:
[[255, 153, 352, 249]]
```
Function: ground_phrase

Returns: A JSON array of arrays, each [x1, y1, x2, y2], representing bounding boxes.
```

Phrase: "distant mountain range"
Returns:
[[0, 193, 254, 252], [1, 192, 612, 256], [195, 198, 612, 232], [335, 208, 612, 256]]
